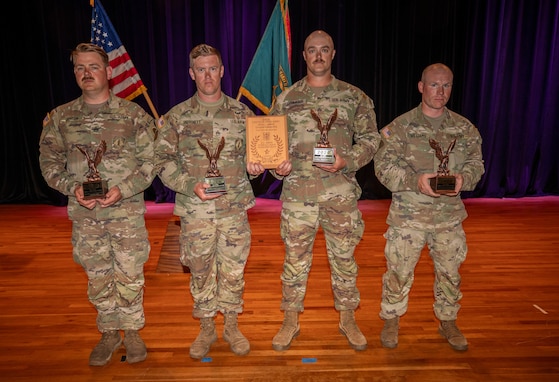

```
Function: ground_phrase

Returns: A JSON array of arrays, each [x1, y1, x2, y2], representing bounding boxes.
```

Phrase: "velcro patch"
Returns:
[[157, 116, 166, 129], [42, 112, 51, 127], [381, 126, 393, 139]]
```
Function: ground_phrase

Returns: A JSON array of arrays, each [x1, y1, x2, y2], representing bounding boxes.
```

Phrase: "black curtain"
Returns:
[[1, 0, 557, 204]]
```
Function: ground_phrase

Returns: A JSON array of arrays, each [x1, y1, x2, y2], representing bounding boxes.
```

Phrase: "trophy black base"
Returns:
[[430, 175, 456, 194], [82, 180, 108, 200], [205, 176, 226, 194], [312, 147, 335, 165]]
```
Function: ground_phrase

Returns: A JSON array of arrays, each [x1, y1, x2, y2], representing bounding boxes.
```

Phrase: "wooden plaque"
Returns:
[[430, 175, 456, 194], [246, 115, 288, 169]]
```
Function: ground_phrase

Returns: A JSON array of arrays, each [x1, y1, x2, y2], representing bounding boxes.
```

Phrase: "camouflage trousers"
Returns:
[[179, 213, 251, 318], [72, 215, 149, 332], [379, 225, 467, 321], [279, 200, 364, 312]]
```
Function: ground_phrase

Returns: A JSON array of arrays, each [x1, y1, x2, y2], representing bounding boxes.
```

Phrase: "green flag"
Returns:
[[237, 0, 292, 114]]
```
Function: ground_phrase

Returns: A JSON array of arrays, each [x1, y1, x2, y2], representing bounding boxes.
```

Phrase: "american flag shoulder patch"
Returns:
[[381, 126, 392, 139], [43, 112, 51, 127], [157, 116, 166, 129]]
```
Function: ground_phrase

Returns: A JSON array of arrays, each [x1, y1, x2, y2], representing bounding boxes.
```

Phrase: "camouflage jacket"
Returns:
[[39, 92, 156, 220], [374, 104, 485, 230], [270, 76, 380, 203], [155, 94, 256, 219]]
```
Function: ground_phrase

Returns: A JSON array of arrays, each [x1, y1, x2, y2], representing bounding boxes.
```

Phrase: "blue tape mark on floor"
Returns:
[[201, 357, 213, 362], [302, 357, 317, 363]]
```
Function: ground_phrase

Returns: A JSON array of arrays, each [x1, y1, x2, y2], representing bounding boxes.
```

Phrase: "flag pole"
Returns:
[[141, 88, 159, 119]]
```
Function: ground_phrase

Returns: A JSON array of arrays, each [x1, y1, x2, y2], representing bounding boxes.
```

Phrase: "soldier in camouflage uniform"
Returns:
[[374, 63, 484, 351], [39, 43, 156, 366], [155, 44, 255, 359], [248, 30, 380, 352]]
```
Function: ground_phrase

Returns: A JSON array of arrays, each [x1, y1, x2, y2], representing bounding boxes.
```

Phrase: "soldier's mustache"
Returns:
[[82, 76, 94, 81]]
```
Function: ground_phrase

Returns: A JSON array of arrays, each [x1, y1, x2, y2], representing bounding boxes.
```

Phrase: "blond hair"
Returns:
[[70, 43, 109, 67]]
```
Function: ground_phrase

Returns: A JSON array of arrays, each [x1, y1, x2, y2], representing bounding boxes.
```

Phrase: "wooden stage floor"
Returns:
[[0, 196, 558, 381]]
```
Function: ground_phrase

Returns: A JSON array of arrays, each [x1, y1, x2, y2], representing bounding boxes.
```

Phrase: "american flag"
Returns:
[[90, 0, 146, 100]]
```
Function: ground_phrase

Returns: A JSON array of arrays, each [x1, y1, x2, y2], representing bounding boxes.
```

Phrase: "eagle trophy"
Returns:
[[77, 140, 107, 181]]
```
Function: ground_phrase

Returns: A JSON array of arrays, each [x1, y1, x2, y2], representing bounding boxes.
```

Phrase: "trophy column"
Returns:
[[311, 109, 337, 165], [429, 138, 457, 194], [198, 137, 227, 194], [77, 140, 108, 200]]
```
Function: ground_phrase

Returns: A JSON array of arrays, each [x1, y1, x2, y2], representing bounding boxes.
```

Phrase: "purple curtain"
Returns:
[[462, 0, 559, 197], [1, 0, 557, 204]]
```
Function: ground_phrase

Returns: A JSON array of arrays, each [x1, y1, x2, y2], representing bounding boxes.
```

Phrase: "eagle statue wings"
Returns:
[[197, 137, 225, 177], [77, 140, 107, 181]]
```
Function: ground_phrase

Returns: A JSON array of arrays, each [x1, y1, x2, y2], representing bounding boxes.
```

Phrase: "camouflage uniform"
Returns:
[[39, 92, 156, 332], [374, 104, 484, 321], [155, 94, 255, 318], [270, 76, 380, 312]]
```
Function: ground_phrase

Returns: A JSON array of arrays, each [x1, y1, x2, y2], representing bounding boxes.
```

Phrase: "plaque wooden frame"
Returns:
[[246, 115, 288, 169]]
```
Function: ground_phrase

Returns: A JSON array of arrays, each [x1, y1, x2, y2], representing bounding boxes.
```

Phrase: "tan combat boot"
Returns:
[[272, 311, 300, 351], [89, 330, 122, 366], [123, 330, 147, 363], [223, 312, 250, 356], [380, 317, 399, 348], [439, 320, 468, 351], [190, 317, 218, 359], [339, 310, 367, 351]]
